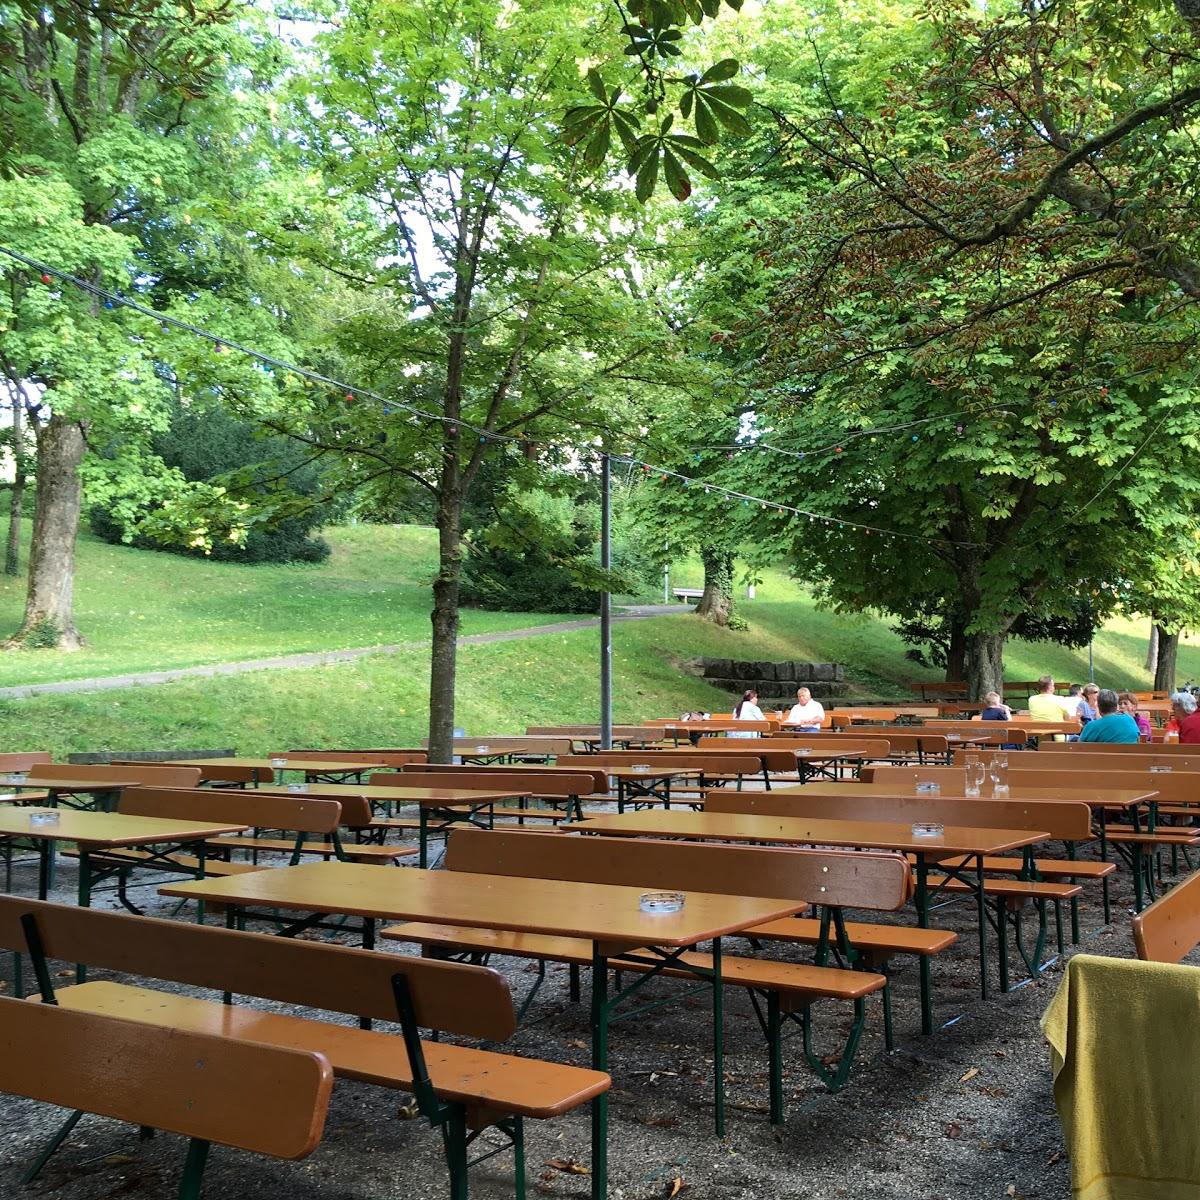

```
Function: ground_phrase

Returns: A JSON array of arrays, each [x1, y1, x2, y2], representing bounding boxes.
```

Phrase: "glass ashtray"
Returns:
[[475, 745, 490, 753], [915, 781, 942, 794], [797, 747, 813, 754], [270, 757, 287, 768], [29, 811, 60, 827], [287, 783, 309, 793], [3, 773, 27, 784], [640, 891, 685, 913], [1151, 765, 1174, 773], [912, 822, 944, 838], [631, 763, 654, 772]]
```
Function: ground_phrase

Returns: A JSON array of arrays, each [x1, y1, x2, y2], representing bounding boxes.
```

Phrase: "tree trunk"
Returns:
[[1145, 620, 1160, 674], [9, 415, 85, 649], [946, 614, 967, 681], [1154, 625, 1179, 694], [426, 481, 463, 763], [695, 546, 734, 625], [965, 630, 1005, 699], [5, 397, 26, 577]]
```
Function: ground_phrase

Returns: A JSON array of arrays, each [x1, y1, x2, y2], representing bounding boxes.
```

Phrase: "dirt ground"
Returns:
[[0, 828, 1167, 1200]]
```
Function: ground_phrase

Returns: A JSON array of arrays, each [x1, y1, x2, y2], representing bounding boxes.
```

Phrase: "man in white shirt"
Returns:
[[786, 686, 825, 731]]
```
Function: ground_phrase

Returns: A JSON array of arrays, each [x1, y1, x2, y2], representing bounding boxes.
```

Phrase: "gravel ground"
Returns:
[[0, 828, 1173, 1200]]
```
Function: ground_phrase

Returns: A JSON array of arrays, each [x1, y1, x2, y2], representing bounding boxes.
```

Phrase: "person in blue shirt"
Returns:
[[1078, 689, 1140, 743]]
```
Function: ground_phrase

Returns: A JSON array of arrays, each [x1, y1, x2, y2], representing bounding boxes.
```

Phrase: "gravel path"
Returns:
[[0, 605, 690, 701], [0, 815, 1165, 1200]]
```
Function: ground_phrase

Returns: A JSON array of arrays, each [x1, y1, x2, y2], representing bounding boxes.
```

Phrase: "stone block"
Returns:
[[789, 662, 812, 682], [702, 658, 733, 678], [833, 664, 845, 682], [812, 663, 836, 682], [756, 662, 778, 681]]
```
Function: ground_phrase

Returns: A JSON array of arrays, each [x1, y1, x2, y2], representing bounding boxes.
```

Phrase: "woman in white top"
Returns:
[[729, 689, 764, 738], [786, 686, 825, 731]]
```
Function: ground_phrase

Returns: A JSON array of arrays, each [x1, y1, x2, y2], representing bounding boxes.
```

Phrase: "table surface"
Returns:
[[769, 782, 1158, 810], [604, 767, 701, 780], [0, 806, 248, 846], [159, 862, 803, 946], [2, 774, 143, 791], [244, 783, 527, 806], [569, 809, 1045, 857], [176, 757, 388, 773]]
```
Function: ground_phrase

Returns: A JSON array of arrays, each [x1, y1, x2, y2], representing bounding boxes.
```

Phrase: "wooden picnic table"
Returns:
[[160, 860, 801, 1199], [0, 775, 144, 811], [774, 780, 1158, 813], [0, 806, 248, 905], [598, 766, 701, 811], [570, 809, 1047, 1032], [174, 756, 389, 784]]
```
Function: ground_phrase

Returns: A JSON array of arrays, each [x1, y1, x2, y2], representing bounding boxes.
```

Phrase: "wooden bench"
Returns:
[[556, 751, 766, 800], [0, 751, 52, 772], [383, 827, 913, 1116], [112, 757, 261, 786], [672, 587, 703, 602], [385, 769, 604, 822], [430, 737, 576, 763], [0, 895, 609, 1198], [704, 789, 1087, 987], [28, 762, 203, 791], [1133, 869, 1200, 961], [65, 789, 409, 914], [0, 995, 333, 1198]]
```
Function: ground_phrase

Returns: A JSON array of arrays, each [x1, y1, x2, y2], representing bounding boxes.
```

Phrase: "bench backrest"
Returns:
[[0, 751, 52, 771], [73, 749, 235, 765], [284, 750, 424, 768], [27, 762, 201, 788], [403, 763, 609, 792], [378, 770, 599, 797], [1133, 870, 1200, 962], [0, 895, 516, 1039], [0, 996, 332, 1159], [433, 737, 575, 756], [830, 710, 898, 726], [119, 786, 344, 835], [556, 752, 763, 775], [445, 828, 912, 910], [702, 789, 1091, 840], [526, 726, 665, 740], [1001, 750, 1200, 774]]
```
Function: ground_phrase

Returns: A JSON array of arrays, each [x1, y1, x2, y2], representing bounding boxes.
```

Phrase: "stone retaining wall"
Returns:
[[698, 658, 849, 701]]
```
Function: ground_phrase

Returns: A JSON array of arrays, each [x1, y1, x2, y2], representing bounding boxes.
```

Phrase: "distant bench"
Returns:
[[673, 588, 703, 602]]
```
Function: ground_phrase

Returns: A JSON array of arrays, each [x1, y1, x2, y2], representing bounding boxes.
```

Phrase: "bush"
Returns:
[[88, 405, 332, 565]]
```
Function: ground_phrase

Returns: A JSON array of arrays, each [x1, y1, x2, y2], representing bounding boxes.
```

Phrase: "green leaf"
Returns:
[[635, 149, 661, 201], [700, 58, 740, 83], [680, 90, 693, 119], [669, 140, 720, 179], [693, 96, 719, 144], [586, 68, 608, 104], [705, 95, 753, 135], [704, 83, 752, 107], [662, 146, 692, 200], [611, 109, 641, 155], [700, 0, 721, 16], [583, 119, 611, 168]]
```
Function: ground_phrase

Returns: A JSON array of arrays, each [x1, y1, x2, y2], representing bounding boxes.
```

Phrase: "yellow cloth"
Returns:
[[1042, 953, 1200, 1200], [1029, 693, 1070, 722]]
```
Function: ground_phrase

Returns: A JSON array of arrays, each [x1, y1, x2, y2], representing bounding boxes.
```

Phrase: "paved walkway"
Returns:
[[0, 604, 691, 700]]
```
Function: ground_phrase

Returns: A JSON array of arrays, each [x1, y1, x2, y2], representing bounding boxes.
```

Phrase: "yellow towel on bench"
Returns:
[[1042, 953, 1200, 1200]]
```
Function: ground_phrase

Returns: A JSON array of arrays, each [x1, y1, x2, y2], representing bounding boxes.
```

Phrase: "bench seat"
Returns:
[[63, 847, 263, 877], [381, 923, 884, 1011], [926, 874, 1082, 903], [52, 980, 608, 1121], [930, 855, 1116, 880], [205, 836, 414, 863], [743, 917, 957, 957], [1102, 827, 1200, 845]]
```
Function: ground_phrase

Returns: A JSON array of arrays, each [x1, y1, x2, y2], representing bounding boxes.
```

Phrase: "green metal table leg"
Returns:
[[914, 855, 933, 1035], [419, 809, 429, 869], [590, 946, 609, 1200], [766, 991, 784, 1125], [178, 1137, 211, 1200], [975, 854, 988, 1000], [441, 1107, 469, 1200], [76, 850, 91, 983], [23, 1109, 85, 1184], [711, 936, 725, 1137]]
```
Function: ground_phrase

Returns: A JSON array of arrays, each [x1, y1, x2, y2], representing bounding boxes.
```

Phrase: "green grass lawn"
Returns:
[[0, 519, 1197, 757], [0, 522, 570, 686]]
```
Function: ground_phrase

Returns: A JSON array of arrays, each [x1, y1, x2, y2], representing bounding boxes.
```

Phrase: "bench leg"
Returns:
[[569, 963, 581, 1003], [589, 949, 609, 1200], [996, 899, 1009, 993], [798, 996, 868, 1093], [766, 991, 784, 1125], [178, 1137, 211, 1200], [711, 937, 725, 1137], [440, 1107, 469, 1200], [881, 979, 894, 1053], [22, 1109, 85, 1184]]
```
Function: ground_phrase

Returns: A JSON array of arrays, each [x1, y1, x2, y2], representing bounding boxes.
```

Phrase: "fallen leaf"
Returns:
[[667, 1178, 686, 1198], [1047, 1151, 1062, 1165], [545, 1159, 589, 1176], [944, 1122, 963, 1139], [637, 1115, 680, 1129], [1006, 1186, 1016, 1197], [103, 1154, 137, 1165], [959, 1067, 979, 1082], [396, 1102, 419, 1120], [567, 1039, 588, 1050]]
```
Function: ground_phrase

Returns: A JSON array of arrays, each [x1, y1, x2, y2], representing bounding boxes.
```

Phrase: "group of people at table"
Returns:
[[728, 674, 1200, 744]]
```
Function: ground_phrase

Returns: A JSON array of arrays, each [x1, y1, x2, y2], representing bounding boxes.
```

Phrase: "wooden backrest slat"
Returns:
[[118, 787, 343, 835], [0, 997, 332, 1159], [556, 752, 763, 774], [1133, 871, 1200, 963], [285, 750, 425, 767], [712, 734, 897, 756], [27, 763, 201, 788], [0, 897, 516, 1039], [703, 789, 1090, 839], [403, 763, 609, 791], [377, 771, 598, 797], [0, 752, 52, 771], [445, 828, 911, 910]]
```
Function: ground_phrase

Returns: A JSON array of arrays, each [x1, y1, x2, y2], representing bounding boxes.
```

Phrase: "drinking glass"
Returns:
[[989, 761, 1009, 797], [965, 759, 985, 797]]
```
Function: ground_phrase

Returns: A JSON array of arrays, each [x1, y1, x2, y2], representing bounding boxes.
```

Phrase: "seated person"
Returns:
[[1028, 675, 1074, 722], [979, 691, 1012, 721], [1076, 683, 1100, 725], [785, 686, 825, 731], [729, 690, 764, 738], [1078, 689, 1140, 743], [1061, 684, 1083, 718], [1117, 692, 1153, 741], [1171, 691, 1200, 744]]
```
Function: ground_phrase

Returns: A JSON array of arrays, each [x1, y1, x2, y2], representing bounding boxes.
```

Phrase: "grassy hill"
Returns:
[[0, 522, 1195, 758]]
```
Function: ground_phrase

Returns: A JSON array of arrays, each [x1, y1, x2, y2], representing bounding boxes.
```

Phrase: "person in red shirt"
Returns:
[[1170, 691, 1200, 743]]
